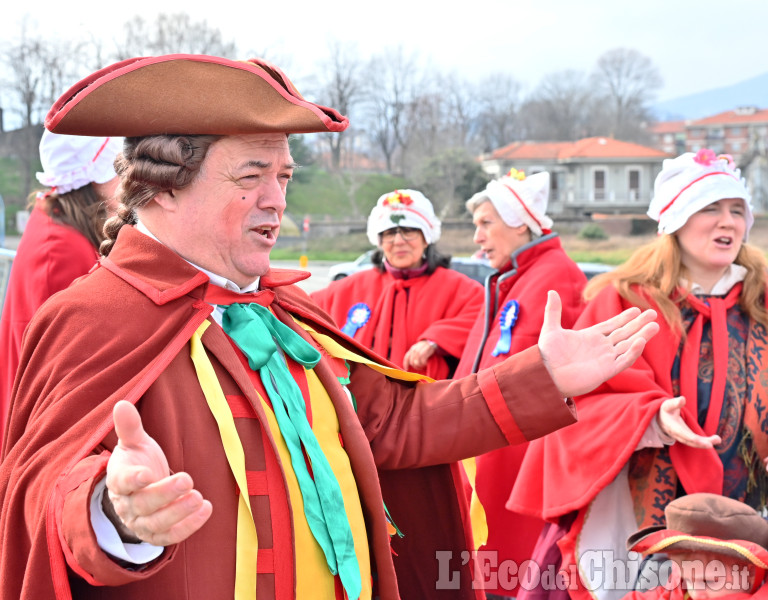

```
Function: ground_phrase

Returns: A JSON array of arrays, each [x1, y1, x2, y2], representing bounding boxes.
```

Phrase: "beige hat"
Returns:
[[647, 149, 753, 236], [45, 54, 348, 137], [628, 493, 768, 568], [466, 168, 553, 237], [366, 190, 441, 246]]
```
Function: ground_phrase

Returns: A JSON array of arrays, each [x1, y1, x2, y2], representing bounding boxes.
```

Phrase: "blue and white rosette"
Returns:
[[491, 300, 520, 357], [341, 303, 372, 337]]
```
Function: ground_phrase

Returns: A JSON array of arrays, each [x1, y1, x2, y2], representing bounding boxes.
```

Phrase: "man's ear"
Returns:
[[152, 190, 178, 212]]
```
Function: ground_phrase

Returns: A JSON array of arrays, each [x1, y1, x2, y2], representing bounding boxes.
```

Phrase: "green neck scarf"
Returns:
[[222, 302, 361, 599]]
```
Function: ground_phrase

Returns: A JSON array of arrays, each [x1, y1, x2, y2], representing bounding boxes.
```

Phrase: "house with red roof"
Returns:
[[647, 120, 687, 156], [683, 106, 768, 161], [647, 107, 768, 211], [481, 137, 671, 217]]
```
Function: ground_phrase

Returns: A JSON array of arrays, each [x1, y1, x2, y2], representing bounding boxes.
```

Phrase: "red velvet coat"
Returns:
[[0, 206, 98, 447], [0, 226, 577, 600], [508, 284, 768, 600], [454, 235, 587, 597], [311, 266, 483, 379]]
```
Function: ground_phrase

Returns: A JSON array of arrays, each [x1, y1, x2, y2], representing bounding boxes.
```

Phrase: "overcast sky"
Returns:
[[3, 0, 767, 103]]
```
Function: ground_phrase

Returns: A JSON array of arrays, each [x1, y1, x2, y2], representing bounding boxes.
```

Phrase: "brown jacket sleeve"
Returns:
[[350, 345, 577, 470]]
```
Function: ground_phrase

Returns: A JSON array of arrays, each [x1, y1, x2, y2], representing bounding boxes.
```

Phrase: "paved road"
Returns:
[[270, 260, 336, 295]]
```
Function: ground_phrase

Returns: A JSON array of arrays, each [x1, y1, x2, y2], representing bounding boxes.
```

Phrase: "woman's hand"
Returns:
[[656, 396, 721, 449], [403, 340, 437, 370]]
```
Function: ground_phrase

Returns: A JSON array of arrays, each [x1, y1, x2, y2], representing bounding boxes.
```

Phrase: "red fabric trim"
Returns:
[[91, 138, 111, 162], [226, 394, 256, 419], [659, 171, 739, 216], [204, 285, 275, 307], [262, 423, 294, 600], [246, 470, 269, 495], [256, 548, 275, 574], [477, 368, 524, 444]]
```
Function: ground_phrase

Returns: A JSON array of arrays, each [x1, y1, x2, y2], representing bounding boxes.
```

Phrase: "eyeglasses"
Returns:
[[379, 227, 422, 243]]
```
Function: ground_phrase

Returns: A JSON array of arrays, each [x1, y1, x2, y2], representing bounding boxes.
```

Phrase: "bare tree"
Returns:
[[591, 47, 662, 141], [361, 47, 423, 175], [113, 13, 237, 59], [313, 40, 365, 172], [412, 147, 488, 217], [473, 73, 524, 152], [520, 69, 595, 141], [0, 21, 88, 199]]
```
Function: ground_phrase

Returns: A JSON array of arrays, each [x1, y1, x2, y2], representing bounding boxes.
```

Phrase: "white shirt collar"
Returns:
[[134, 219, 260, 293], [684, 263, 747, 296]]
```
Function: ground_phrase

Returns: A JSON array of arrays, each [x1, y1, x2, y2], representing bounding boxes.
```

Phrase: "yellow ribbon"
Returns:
[[295, 321, 432, 383], [461, 457, 489, 549], [190, 321, 258, 599]]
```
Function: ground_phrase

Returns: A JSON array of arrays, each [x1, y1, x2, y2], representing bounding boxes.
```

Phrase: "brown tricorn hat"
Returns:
[[627, 493, 768, 568], [45, 54, 349, 137]]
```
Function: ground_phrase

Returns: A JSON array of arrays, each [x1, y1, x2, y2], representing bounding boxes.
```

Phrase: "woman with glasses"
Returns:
[[312, 189, 482, 380], [312, 190, 483, 597]]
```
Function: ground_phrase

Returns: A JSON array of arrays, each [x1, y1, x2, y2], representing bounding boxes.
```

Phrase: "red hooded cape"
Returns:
[[0, 205, 99, 447], [508, 283, 768, 600], [311, 265, 483, 380], [454, 235, 587, 597]]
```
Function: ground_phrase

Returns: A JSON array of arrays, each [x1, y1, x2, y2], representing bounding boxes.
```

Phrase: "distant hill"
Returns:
[[653, 72, 768, 121]]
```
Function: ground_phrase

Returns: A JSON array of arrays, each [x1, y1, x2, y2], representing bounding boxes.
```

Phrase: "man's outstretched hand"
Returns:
[[538, 290, 659, 398], [104, 400, 213, 547]]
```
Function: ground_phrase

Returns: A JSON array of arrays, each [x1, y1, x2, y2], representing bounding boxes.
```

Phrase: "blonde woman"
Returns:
[[510, 149, 768, 600]]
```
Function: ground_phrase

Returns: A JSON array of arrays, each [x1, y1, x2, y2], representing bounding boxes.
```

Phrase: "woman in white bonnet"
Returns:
[[0, 131, 122, 446], [509, 149, 768, 600], [456, 168, 587, 600]]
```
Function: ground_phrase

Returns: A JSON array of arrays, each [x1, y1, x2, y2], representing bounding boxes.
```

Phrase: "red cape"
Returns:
[[454, 235, 587, 597], [0, 206, 98, 447], [311, 265, 483, 379], [508, 284, 754, 600]]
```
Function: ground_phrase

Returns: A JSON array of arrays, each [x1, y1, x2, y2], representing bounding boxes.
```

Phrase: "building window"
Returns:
[[551, 171, 559, 201], [593, 169, 606, 201], [730, 127, 741, 136], [731, 141, 742, 152], [628, 169, 640, 201]]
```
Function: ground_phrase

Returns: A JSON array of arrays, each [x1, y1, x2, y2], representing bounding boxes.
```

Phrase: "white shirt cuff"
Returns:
[[90, 478, 164, 565]]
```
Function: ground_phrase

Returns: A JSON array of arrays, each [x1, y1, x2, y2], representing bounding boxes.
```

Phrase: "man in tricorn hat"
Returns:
[[624, 493, 768, 600], [0, 54, 658, 600]]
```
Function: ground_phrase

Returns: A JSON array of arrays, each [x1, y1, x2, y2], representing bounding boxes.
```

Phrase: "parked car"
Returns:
[[576, 262, 614, 280], [327, 250, 375, 281], [326, 252, 612, 284], [449, 256, 495, 283]]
